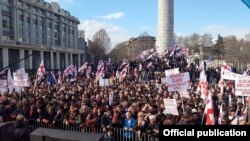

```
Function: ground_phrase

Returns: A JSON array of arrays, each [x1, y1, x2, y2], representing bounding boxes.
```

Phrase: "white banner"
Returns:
[[235, 78, 250, 96], [0, 80, 7, 93], [99, 79, 110, 87], [13, 72, 29, 87], [221, 69, 250, 80], [165, 68, 179, 76], [179, 91, 190, 99], [163, 99, 179, 115], [166, 72, 191, 92]]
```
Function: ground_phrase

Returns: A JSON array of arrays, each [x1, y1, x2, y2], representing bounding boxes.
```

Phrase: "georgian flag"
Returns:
[[197, 68, 208, 100], [218, 105, 224, 125], [78, 62, 88, 73], [57, 71, 62, 85], [205, 91, 215, 125], [37, 60, 45, 81], [7, 69, 14, 93], [221, 61, 232, 72]]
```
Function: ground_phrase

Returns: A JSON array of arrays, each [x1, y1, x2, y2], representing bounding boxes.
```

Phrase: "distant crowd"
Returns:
[[0, 47, 249, 141]]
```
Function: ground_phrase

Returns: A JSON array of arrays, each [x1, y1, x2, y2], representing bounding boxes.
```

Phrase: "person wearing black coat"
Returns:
[[14, 115, 30, 141]]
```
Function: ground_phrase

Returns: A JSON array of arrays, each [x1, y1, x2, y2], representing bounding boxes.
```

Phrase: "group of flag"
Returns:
[[197, 61, 248, 125]]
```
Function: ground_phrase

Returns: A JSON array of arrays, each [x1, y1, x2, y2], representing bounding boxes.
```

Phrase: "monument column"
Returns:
[[156, 0, 174, 53]]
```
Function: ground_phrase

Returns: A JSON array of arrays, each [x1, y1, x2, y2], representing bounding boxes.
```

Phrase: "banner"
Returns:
[[166, 72, 191, 92], [179, 91, 190, 99], [13, 72, 29, 87], [163, 99, 179, 115], [99, 79, 110, 87], [235, 78, 250, 96], [165, 68, 179, 76], [221, 69, 250, 80], [0, 80, 7, 93]]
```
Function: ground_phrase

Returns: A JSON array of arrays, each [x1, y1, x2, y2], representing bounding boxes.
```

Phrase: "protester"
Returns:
[[0, 46, 249, 141], [14, 115, 30, 141]]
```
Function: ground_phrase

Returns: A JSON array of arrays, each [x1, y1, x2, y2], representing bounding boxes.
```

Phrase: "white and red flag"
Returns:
[[78, 62, 88, 73], [204, 91, 215, 125], [197, 68, 208, 100], [57, 71, 62, 85], [34, 60, 46, 90], [7, 69, 14, 93], [37, 60, 46, 81], [218, 104, 224, 125]]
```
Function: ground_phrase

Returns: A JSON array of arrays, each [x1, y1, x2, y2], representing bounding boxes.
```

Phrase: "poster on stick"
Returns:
[[163, 99, 179, 115], [235, 78, 250, 97], [13, 72, 29, 87], [166, 72, 191, 92], [165, 68, 179, 76], [99, 79, 110, 87]]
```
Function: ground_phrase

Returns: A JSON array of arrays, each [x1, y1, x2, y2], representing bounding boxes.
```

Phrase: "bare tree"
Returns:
[[201, 33, 213, 46], [108, 42, 128, 63], [92, 28, 111, 54], [88, 40, 106, 64]]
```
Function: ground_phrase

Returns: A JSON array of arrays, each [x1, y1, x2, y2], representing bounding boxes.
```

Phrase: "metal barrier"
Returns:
[[28, 122, 159, 141]]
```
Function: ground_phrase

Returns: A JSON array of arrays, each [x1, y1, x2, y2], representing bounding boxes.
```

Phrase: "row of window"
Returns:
[[2, 0, 12, 4], [17, 1, 77, 26]]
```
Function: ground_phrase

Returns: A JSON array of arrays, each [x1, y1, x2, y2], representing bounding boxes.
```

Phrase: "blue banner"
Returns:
[[242, 0, 250, 9]]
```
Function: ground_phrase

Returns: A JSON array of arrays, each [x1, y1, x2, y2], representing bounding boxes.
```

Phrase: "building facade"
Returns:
[[0, 0, 84, 71], [125, 32, 156, 60]]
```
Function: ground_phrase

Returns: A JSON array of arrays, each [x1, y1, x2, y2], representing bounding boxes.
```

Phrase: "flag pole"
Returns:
[[181, 96, 185, 113], [201, 112, 205, 125], [33, 74, 38, 94]]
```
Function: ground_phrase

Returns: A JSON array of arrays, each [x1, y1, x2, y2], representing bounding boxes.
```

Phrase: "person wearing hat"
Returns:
[[14, 114, 30, 141]]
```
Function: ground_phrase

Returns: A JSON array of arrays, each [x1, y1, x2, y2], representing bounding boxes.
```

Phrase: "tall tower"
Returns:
[[156, 0, 174, 53]]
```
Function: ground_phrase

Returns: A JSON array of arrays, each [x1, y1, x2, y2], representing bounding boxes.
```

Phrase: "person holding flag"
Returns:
[[34, 60, 46, 90]]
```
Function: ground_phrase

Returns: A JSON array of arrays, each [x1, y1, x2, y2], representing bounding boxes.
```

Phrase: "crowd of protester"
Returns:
[[0, 48, 249, 141]]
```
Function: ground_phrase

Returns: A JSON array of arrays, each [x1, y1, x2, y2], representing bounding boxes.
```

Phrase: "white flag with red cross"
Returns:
[[204, 91, 215, 125], [37, 60, 46, 81]]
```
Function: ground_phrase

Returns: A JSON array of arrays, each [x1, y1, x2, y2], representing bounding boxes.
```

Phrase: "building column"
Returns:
[[2, 48, 9, 68], [65, 53, 68, 67], [50, 52, 54, 70], [78, 54, 81, 68], [40, 51, 44, 62], [19, 49, 25, 68], [70, 54, 73, 65], [29, 50, 33, 70], [56, 52, 60, 69]]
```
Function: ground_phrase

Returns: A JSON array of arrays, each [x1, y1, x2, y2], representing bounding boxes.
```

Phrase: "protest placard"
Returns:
[[179, 91, 190, 99], [166, 72, 190, 92], [13, 72, 29, 87], [99, 79, 110, 87], [163, 99, 179, 115], [235, 78, 250, 97], [221, 69, 250, 80], [165, 68, 179, 76]]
